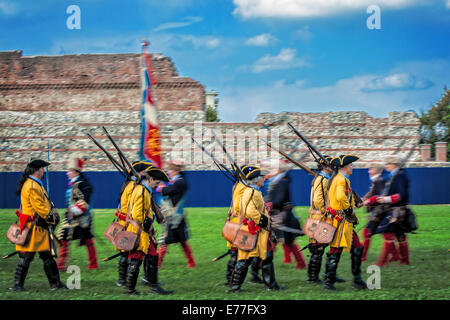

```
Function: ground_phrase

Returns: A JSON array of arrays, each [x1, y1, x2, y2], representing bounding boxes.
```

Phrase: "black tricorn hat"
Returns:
[[330, 154, 359, 168], [240, 165, 267, 180], [130, 160, 153, 173], [145, 166, 169, 182], [28, 158, 50, 168]]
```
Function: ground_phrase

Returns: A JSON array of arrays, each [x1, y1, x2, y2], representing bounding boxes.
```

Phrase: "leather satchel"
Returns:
[[104, 206, 125, 243], [304, 178, 337, 244], [104, 220, 125, 243], [233, 228, 257, 251], [111, 208, 147, 251], [312, 219, 336, 244], [222, 217, 241, 243], [112, 229, 138, 251], [6, 223, 31, 245]]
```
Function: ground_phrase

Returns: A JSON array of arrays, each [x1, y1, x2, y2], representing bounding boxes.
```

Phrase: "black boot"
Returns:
[[262, 252, 284, 291], [225, 250, 238, 286], [145, 254, 174, 295], [228, 259, 251, 293], [117, 252, 128, 287], [324, 252, 341, 291], [41, 252, 66, 290], [10, 252, 34, 291], [307, 245, 324, 284], [125, 258, 142, 295], [351, 247, 367, 290], [248, 257, 264, 284]]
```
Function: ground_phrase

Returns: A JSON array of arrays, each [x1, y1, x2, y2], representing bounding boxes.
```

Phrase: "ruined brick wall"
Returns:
[[1, 50, 445, 172]]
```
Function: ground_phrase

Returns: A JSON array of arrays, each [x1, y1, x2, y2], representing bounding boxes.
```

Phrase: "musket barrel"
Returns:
[[262, 138, 316, 176], [287, 122, 329, 164]]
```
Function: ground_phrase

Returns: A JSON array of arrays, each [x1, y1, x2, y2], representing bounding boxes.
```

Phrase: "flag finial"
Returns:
[[141, 38, 150, 47]]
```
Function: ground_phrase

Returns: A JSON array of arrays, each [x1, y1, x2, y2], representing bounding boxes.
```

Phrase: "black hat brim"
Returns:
[[28, 159, 50, 168], [146, 168, 169, 182]]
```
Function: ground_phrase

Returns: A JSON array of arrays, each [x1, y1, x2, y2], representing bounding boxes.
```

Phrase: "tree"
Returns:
[[419, 87, 450, 159], [206, 105, 220, 122]]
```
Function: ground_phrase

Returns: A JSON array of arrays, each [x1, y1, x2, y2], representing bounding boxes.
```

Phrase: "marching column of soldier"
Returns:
[[7, 126, 416, 294]]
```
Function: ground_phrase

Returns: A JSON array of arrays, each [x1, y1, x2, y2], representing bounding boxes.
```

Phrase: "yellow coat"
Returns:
[[226, 182, 246, 248], [16, 178, 51, 252], [328, 173, 355, 252], [126, 184, 154, 254], [118, 180, 135, 227], [237, 186, 269, 261], [113, 180, 136, 251], [308, 175, 329, 244]]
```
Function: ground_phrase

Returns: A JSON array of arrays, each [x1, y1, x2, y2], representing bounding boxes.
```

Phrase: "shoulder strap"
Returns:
[[227, 183, 238, 220], [240, 188, 255, 225]]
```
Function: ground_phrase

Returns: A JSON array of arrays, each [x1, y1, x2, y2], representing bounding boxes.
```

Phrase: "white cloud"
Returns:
[[218, 59, 449, 122], [294, 26, 313, 42], [447, 0, 450, 8], [245, 33, 278, 46], [233, 0, 428, 18], [153, 16, 203, 32], [252, 48, 308, 73], [0, 1, 17, 15], [179, 35, 221, 48], [361, 73, 433, 92]]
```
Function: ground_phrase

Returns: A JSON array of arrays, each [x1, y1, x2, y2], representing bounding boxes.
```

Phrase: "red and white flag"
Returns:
[[139, 40, 163, 168]]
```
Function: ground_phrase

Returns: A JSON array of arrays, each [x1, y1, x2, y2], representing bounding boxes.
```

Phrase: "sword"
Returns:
[[103, 252, 123, 262], [212, 250, 231, 262], [2, 251, 18, 259]]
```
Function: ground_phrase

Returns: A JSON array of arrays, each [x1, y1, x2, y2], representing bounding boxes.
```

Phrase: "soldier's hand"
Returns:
[[376, 196, 386, 204]]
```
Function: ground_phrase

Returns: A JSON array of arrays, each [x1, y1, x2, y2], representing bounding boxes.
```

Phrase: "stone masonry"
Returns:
[[1, 50, 445, 172]]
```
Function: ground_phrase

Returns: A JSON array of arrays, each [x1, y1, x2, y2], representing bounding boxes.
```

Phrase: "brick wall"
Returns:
[[1, 50, 446, 172]]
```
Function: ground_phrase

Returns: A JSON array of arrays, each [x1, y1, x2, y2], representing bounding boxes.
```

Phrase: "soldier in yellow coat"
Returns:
[[324, 155, 367, 290], [224, 179, 247, 286], [115, 160, 153, 287], [124, 166, 169, 295], [11, 159, 65, 291], [228, 165, 283, 293]]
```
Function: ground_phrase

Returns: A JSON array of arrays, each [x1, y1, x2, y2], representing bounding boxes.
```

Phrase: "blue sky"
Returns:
[[1, 0, 449, 122]]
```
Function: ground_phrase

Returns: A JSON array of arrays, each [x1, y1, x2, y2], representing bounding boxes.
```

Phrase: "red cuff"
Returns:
[[326, 207, 341, 222], [19, 214, 33, 231], [368, 195, 378, 205], [390, 194, 401, 204], [114, 211, 127, 221], [74, 203, 87, 213], [265, 202, 273, 212], [242, 219, 261, 235]]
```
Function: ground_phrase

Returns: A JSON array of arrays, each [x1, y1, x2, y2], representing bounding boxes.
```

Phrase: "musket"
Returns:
[[383, 143, 419, 193], [211, 250, 231, 262], [102, 126, 139, 179], [211, 130, 248, 186], [394, 139, 406, 154], [101, 127, 167, 224], [191, 137, 237, 183], [270, 223, 304, 235], [2, 251, 18, 259], [86, 132, 128, 178], [103, 252, 123, 262], [372, 143, 419, 218], [287, 123, 363, 206], [261, 138, 316, 176], [287, 122, 329, 163], [41, 142, 58, 257]]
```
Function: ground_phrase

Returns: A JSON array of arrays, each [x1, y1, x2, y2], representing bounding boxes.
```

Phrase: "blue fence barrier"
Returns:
[[0, 168, 449, 209]]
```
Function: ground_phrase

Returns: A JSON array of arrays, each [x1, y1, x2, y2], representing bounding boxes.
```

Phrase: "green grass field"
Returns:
[[0, 206, 449, 300]]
